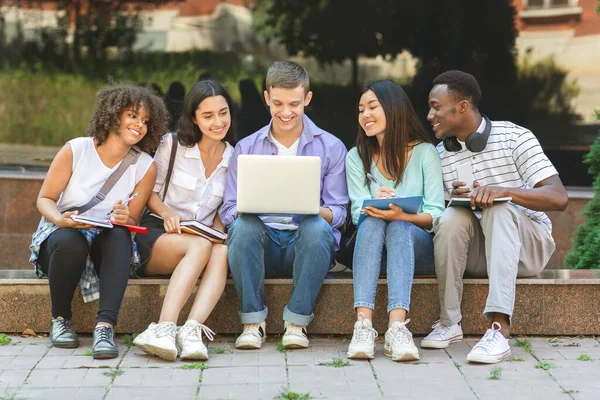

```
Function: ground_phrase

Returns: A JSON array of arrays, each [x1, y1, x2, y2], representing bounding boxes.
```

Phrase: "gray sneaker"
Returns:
[[92, 325, 118, 359], [50, 317, 79, 349]]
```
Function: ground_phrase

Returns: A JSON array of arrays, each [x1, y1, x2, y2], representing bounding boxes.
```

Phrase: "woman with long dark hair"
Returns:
[[345, 80, 444, 361], [133, 80, 236, 361]]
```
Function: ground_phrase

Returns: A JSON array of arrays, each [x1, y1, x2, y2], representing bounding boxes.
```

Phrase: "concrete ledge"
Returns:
[[1, 270, 599, 336]]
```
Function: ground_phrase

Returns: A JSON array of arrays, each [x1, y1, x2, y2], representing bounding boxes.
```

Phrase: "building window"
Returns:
[[521, 0, 582, 17], [524, 0, 576, 8]]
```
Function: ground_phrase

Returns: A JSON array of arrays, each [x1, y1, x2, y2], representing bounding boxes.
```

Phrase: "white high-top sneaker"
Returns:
[[466, 322, 511, 364], [347, 314, 378, 359], [235, 321, 266, 349], [176, 320, 215, 360], [421, 320, 464, 349], [384, 320, 420, 361], [134, 321, 178, 361], [282, 321, 309, 349]]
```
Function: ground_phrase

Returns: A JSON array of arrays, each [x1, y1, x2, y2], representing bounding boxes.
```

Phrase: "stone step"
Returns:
[[1, 269, 599, 336]]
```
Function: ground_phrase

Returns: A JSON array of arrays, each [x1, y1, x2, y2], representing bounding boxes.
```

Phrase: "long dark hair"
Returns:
[[177, 80, 237, 147], [356, 79, 432, 186]]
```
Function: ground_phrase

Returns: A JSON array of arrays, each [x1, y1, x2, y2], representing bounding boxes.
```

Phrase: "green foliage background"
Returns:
[[565, 110, 600, 270]]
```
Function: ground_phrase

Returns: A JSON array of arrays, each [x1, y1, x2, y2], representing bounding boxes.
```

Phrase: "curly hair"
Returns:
[[86, 84, 168, 154], [177, 80, 237, 147], [432, 70, 482, 110]]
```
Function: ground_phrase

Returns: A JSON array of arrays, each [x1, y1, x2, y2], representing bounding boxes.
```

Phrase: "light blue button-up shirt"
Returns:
[[220, 115, 349, 249]]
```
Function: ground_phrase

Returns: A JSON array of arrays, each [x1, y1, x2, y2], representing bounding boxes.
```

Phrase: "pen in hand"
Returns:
[[366, 173, 397, 198], [106, 192, 140, 216]]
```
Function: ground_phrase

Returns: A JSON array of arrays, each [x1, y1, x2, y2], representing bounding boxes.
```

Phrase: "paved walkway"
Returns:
[[0, 334, 599, 400]]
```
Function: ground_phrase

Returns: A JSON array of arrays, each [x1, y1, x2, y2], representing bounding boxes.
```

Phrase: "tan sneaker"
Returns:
[[282, 321, 309, 349], [235, 321, 266, 349]]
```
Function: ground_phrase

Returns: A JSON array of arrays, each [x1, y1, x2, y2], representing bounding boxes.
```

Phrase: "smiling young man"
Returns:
[[420, 70, 568, 363], [220, 61, 349, 350]]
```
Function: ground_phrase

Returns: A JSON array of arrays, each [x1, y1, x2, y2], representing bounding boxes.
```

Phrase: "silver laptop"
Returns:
[[237, 155, 321, 215]]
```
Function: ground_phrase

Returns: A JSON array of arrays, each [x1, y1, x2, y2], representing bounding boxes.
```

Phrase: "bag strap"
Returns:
[[71, 146, 142, 215], [161, 132, 178, 202]]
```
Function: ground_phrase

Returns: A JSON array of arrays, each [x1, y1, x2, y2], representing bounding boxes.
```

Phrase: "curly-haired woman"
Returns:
[[29, 83, 168, 359]]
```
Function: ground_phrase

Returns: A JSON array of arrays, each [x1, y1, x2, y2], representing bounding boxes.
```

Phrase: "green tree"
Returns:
[[252, 0, 412, 89], [565, 111, 600, 269]]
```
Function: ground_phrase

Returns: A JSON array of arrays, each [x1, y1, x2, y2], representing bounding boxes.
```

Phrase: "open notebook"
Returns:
[[70, 215, 148, 234], [149, 214, 227, 243]]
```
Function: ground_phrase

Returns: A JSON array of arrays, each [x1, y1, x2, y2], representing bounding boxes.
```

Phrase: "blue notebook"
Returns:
[[357, 195, 423, 227]]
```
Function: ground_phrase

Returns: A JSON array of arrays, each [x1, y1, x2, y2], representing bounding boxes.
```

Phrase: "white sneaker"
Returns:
[[176, 320, 215, 360], [282, 321, 309, 349], [235, 321, 266, 349], [467, 322, 511, 364], [421, 320, 464, 349], [347, 314, 378, 359], [384, 320, 420, 361], [134, 321, 178, 361]]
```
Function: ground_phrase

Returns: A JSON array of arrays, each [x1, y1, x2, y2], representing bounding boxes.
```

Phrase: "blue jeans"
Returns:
[[353, 217, 435, 313], [227, 214, 335, 326]]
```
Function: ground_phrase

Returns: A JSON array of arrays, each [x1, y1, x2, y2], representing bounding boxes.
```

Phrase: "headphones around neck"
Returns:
[[442, 114, 492, 153]]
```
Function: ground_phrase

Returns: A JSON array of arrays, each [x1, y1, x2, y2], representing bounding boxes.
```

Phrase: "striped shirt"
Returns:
[[436, 120, 558, 235]]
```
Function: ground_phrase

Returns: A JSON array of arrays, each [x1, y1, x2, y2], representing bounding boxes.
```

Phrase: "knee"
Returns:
[[187, 236, 213, 255], [482, 203, 518, 224], [297, 216, 334, 246], [105, 225, 131, 241], [433, 207, 476, 237], [227, 215, 264, 243], [358, 216, 386, 235], [386, 220, 414, 239], [51, 228, 89, 255]]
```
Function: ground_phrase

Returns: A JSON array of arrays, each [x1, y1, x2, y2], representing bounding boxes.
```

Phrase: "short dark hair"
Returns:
[[433, 70, 482, 109], [177, 80, 237, 147], [86, 84, 168, 154]]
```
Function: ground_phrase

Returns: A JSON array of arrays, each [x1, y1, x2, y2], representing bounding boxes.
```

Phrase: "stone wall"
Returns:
[[0, 173, 592, 271]]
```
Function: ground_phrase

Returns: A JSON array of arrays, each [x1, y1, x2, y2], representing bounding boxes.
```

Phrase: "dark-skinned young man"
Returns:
[[420, 70, 568, 364]]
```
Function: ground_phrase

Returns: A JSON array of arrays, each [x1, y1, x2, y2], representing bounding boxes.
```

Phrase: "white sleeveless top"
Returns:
[[56, 137, 154, 219]]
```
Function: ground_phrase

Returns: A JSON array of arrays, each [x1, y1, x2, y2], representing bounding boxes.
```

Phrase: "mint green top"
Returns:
[[345, 143, 445, 231]]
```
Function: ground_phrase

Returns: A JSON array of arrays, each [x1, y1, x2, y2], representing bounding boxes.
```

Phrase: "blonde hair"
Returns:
[[265, 61, 310, 94]]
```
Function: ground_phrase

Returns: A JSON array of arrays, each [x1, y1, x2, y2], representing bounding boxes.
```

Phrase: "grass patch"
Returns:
[[576, 354, 592, 361], [0, 334, 12, 346], [208, 344, 233, 355], [276, 338, 290, 353], [453, 361, 461, 369], [317, 358, 350, 368], [102, 368, 124, 378], [123, 333, 139, 348], [508, 355, 526, 362], [84, 350, 93, 356], [548, 337, 563, 344], [275, 385, 311, 400], [514, 337, 533, 354], [179, 362, 208, 370], [535, 361, 559, 370], [488, 366, 502, 380]]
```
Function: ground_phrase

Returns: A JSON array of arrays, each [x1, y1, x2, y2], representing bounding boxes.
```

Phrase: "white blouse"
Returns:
[[57, 137, 154, 219], [153, 133, 233, 226]]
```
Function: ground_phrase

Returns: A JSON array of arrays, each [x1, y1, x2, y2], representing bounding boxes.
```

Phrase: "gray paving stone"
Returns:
[[202, 365, 287, 386], [0, 369, 30, 387], [112, 368, 200, 387], [23, 368, 113, 388], [105, 385, 198, 400], [198, 383, 285, 400], [0, 355, 43, 370], [11, 386, 107, 400]]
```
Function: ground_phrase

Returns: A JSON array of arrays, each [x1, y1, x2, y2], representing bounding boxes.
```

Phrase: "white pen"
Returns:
[[366, 173, 397, 198], [107, 192, 140, 216]]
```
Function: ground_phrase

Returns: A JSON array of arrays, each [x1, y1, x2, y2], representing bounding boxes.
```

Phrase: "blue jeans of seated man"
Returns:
[[353, 217, 435, 313], [227, 214, 335, 326]]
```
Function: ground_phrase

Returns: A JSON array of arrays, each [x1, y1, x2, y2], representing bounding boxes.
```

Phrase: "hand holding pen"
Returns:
[[366, 173, 397, 198], [107, 192, 139, 223]]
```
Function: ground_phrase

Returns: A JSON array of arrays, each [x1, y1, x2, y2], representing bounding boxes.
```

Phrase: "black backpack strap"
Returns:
[[71, 146, 142, 215], [161, 132, 178, 202]]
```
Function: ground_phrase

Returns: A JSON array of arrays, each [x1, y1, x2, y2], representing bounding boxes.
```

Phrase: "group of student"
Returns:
[[29, 61, 568, 366]]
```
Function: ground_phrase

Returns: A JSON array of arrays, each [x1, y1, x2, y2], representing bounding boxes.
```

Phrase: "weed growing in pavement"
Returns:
[[179, 363, 208, 370], [576, 354, 592, 361], [453, 361, 462, 369], [548, 337, 563, 344], [488, 366, 502, 380], [123, 333, 139, 347], [514, 337, 533, 354], [103, 368, 124, 378], [276, 338, 290, 353], [317, 358, 350, 368], [208, 345, 233, 354], [84, 350, 93, 356], [0, 334, 12, 346], [275, 385, 311, 400], [535, 361, 558, 370], [508, 355, 526, 362]]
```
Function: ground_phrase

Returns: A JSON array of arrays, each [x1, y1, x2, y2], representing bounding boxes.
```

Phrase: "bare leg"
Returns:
[[388, 308, 407, 327], [144, 233, 213, 323], [356, 307, 373, 321], [188, 244, 228, 323], [492, 312, 511, 338]]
